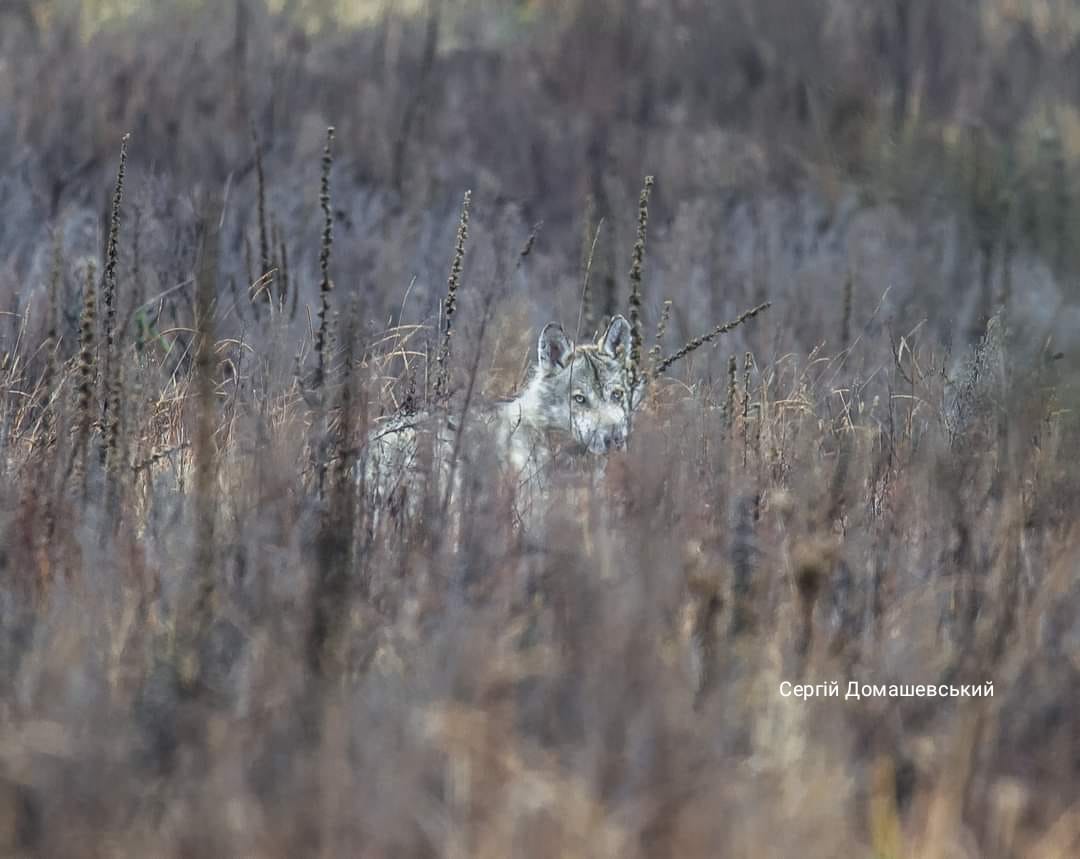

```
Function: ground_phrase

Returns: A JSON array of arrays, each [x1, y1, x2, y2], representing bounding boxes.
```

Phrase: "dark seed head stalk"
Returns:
[[742, 351, 753, 468], [649, 298, 672, 375], [435, 189, 471, 402], [314, 126, 335, 391], [101, 134, 129, 472], [102, 134, 129, 349], [840, 269, 853, 352], [37, 231, 63, 453], [655, 301, 771, 377], [725, 353, 737, 432], [279, 237, 290, 314], [253, 125, 272, 309], [73, 260, 98, 491], [628, 175, 653, 382]]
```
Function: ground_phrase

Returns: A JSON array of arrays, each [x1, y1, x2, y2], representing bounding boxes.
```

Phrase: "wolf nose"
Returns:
[[605, 429, 626, 451]]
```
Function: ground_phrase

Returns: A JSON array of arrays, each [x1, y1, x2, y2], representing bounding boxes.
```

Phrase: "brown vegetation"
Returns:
[[0, 1, 1079, 856]]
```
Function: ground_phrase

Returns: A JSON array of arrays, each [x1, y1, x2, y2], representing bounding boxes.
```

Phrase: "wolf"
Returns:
[[360, 314, 644, 529]]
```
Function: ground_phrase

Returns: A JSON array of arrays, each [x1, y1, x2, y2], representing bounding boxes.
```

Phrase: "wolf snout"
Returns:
[[603, 427, 627, 451]]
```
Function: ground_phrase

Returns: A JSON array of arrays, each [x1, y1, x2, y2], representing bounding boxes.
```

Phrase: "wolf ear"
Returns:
[[538, 323, 573, 373], [600, 314, 631, 359]]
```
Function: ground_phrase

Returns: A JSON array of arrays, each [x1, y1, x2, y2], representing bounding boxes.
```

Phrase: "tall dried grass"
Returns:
[[0, 1, 1078, 857]]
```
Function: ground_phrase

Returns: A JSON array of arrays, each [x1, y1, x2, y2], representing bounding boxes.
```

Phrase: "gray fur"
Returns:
[[361, 315, 645, 524]]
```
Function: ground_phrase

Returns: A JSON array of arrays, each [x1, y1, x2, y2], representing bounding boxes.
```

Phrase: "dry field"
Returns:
[[1, 1, 1080, 856]]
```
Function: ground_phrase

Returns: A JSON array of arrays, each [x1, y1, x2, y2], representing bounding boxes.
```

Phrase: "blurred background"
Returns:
[[3, 0, 1080, 366], [3, 2, 1080, 857]]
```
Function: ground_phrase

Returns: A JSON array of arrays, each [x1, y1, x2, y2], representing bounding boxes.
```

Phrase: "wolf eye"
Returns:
[[572, 393, 587, 406], [610, 389, 624, 402]]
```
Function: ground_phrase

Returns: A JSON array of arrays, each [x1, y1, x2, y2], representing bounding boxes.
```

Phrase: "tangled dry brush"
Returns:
[[1, 1, 1080, 857]]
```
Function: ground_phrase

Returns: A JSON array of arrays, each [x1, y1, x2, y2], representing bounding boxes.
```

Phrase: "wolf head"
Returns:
[[527, 315, 646, 455]]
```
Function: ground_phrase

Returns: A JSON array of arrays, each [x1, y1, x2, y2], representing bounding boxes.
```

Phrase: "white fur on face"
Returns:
[[525, 316, 643, 455]]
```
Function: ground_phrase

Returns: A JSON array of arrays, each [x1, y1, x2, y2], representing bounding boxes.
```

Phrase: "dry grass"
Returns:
[[0, 1, 1079, 857]]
